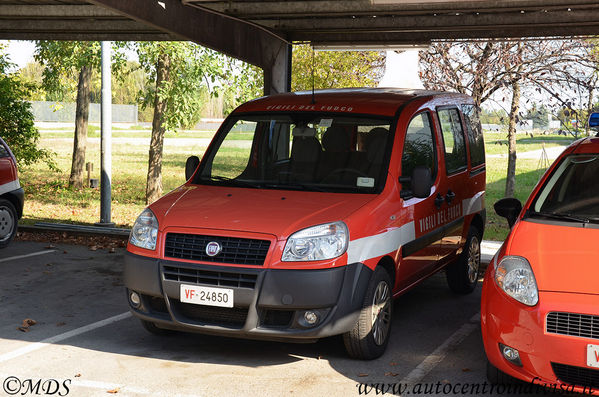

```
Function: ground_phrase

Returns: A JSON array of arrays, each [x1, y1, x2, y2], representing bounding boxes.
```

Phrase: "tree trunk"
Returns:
[[145, 50, 171, 204], [505, 79, 521, 198], [68, 65, 92, 188]]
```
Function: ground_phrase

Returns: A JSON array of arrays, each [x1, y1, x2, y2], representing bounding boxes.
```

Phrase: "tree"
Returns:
[[135, 42, 226, 204], [34, 41, 126, 188], [292, 44, 385, 91], [0, 46, 54, 168], [34, 41, 99, 189], [420, 39, 583, 197], [525, 103, 550, 130]]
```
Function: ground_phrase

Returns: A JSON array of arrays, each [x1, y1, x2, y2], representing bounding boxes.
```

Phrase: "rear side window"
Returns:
[[462, 105, 485, 166], [401, 112, 437, 189], [437, 108, 467, 174]]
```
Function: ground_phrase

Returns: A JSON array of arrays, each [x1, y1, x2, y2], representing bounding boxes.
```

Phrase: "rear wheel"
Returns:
[[0, 198, 17, 249], [343, 266, 393, 360], [446, 225, 481, 294]]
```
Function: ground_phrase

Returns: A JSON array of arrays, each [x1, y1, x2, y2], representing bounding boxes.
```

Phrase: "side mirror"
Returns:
[[410, 166, 432, 199], [185, 156, 200, 181], [589, 112, 599, 130], [494, 197, 522, 228]]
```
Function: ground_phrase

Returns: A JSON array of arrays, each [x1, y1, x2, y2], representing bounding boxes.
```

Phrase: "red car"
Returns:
[[125, 88, 486, 359], [0, 136, 23, 248], [482, 129, 599, 392]]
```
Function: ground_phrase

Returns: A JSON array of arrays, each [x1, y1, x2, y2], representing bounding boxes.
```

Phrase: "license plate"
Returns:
[[180, 284, 233, 308], [588, 344, 599, 369]]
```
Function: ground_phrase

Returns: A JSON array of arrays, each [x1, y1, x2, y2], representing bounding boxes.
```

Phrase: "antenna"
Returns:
[[311, 46, 316, 104]]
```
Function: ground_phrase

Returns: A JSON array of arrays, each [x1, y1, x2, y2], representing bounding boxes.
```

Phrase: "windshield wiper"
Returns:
[[200, 175, 261, 188], [527, 211, 590, 223]]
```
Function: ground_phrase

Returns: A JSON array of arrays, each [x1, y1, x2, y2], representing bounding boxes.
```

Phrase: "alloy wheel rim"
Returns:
[[467, 235, 481, 284], [0, 206, 14, 242], [371, 280, 391, 346]]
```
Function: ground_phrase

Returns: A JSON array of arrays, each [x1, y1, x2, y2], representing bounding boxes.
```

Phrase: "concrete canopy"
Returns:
[[2, 0, 599, 92]]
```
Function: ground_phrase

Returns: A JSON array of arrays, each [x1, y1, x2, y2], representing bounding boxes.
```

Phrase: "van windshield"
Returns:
[[196, 113, 393, 193]]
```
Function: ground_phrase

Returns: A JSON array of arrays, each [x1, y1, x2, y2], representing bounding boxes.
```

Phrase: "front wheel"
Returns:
[[343, 266, 393, 360], [0, 198, 17, 249], [446, 225, 481, 294]]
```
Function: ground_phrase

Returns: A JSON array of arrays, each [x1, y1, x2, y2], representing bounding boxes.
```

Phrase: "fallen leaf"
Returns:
[[22, 319, 36, 327], [462, 368, 471, 372], [389, 361, 398, 366], [74, 374, 81, 378], [17, 327, 29, 332], [358, 373, 369, 377], [385, 372, 399, 377], [56, 322, 66, 327], [107, 388, 119, 394]]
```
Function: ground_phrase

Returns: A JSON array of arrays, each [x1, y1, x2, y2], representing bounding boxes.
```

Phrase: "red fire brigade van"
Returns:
[[0, 136, 23, 248], [125, 88, 486, 359]]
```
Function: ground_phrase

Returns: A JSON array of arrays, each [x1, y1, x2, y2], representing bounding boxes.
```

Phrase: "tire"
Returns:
[[0, 198, 17, 249], [486, 359, 516, 384], [140, 320, 173, 336], [446, 225, 481, 294], [343, 266, 393, 360]]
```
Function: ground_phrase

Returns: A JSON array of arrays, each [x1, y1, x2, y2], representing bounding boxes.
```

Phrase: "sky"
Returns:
[[2, 40, 36, 70]]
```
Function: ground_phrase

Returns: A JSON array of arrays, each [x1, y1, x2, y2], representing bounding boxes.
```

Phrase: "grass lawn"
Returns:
[[19, 126, 577, 241]]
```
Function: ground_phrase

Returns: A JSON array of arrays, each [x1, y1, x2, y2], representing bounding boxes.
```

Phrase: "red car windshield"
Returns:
[[530, 154, 599, 222]]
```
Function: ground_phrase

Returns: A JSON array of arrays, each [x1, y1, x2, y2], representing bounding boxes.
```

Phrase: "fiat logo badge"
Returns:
[[205, 241, 222, 257]]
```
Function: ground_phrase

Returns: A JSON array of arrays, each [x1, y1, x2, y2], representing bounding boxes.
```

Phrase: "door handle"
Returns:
[[434, 193, 444, 209], [445, 189, 456, 204]]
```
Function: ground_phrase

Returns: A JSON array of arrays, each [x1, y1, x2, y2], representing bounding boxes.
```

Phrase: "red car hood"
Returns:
[[507, 220, 599, 295], [150, 184, 376, 240]]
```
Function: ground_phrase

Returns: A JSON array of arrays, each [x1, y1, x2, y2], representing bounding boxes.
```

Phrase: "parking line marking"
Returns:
[[400, 312, 480, 385], [0, 250, 56, 264], [0, 312, 131, 363]]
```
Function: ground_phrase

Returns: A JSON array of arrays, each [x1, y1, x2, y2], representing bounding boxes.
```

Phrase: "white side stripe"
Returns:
[[462, 191, 485, 216], [347, 222, 415, 264], [0, 179, 20, 196]]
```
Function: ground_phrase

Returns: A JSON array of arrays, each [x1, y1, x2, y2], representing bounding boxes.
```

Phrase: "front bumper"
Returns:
[[481, 272, 599, 394], [124, 252, 373, 342]]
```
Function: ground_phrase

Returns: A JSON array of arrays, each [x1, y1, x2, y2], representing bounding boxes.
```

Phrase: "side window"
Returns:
[[437, 108, 467, 174], [462, 104, 485, 166], [401, 112, 437, 190]]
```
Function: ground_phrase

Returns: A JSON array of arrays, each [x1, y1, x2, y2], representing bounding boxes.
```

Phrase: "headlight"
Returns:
[[130, 209, 159, 250], [282, 222, 348, 262], [494, 256, 538, 306]]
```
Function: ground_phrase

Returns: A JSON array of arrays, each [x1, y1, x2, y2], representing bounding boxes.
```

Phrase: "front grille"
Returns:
[[165, 233, 270, 266], [547, 312, 599, 340], [173, 301, 247, 328], [552, 362, 599, 389], [163, 264, 257, 289]]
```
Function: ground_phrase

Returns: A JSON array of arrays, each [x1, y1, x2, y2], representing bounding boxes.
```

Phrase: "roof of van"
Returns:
[[234, 87, 473, 117]]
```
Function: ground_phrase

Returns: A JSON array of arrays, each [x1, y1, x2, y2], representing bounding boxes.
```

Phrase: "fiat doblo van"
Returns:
[[125, 88, 486, 359]]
